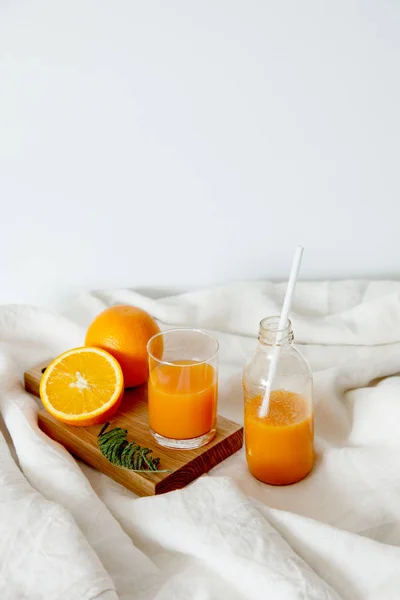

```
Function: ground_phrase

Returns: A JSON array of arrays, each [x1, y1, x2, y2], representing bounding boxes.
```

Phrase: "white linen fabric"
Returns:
[[2, 281, 400, 599]]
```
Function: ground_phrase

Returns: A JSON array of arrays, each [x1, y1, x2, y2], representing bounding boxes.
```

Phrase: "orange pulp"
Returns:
[[148, 361, 217, 439], [245, 390, 314, 485]]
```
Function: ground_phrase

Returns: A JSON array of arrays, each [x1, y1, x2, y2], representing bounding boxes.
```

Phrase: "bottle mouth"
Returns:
[[259, 316, 294, 346]]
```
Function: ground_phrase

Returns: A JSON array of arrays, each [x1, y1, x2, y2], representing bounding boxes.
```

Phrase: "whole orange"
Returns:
[[85, 305, 161, 388]]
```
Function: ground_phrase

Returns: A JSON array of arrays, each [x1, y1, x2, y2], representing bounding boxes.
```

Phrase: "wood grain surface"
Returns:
[[24, 361, 243, 496]]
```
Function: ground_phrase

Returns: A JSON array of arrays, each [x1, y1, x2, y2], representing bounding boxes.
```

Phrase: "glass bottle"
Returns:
[[242, 316, 314, 485]]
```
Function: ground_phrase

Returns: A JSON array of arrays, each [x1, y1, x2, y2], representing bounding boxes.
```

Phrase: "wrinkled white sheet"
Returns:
[[2, 281, 400, 599]]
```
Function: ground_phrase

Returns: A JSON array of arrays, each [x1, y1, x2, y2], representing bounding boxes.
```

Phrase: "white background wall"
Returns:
[[1, 1, 399, 308]]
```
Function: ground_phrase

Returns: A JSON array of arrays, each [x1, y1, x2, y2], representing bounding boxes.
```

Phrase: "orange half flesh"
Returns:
[[40, 347, 124, 426]]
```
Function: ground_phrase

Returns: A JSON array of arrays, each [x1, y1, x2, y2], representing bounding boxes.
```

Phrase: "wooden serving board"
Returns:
[[24, 361, 243, 496]]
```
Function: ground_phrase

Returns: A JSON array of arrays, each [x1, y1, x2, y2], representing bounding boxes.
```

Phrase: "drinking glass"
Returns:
[[147, 328, 219, 449]]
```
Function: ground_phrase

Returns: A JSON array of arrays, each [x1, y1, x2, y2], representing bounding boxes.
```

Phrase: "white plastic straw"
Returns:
[[259, 246, 304, 418]]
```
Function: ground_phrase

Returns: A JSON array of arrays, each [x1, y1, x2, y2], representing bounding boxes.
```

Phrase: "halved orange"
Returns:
[[40, 347, 124, 426]]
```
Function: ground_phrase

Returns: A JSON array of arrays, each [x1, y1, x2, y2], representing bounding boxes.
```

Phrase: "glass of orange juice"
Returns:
[[147, 329, 219, 449], [243, 317, 314, 485]]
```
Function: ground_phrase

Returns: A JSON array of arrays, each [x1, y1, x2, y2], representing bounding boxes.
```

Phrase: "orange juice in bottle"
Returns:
[[243, 317, 314, 485]]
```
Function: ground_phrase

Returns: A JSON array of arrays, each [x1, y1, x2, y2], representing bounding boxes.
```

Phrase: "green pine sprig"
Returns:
[[98, 422, 161, 472]]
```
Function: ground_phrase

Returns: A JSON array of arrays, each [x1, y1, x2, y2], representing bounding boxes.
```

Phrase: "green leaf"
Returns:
[[97, 424, 162, 472]]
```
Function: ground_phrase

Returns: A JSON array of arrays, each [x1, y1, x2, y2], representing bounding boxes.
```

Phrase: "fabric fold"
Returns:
[[2, 280, 400, 598]]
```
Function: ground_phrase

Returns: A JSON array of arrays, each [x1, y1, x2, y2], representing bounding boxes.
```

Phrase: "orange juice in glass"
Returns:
[[243, 317, 314, 485], [147, 329, 219, 449]]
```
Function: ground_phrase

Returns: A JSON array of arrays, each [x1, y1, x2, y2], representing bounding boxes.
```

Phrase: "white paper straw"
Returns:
[[259, 246, 304, 418]]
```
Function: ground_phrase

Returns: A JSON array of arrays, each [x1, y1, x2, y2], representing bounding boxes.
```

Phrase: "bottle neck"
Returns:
[[258, 316, 294, 348]]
